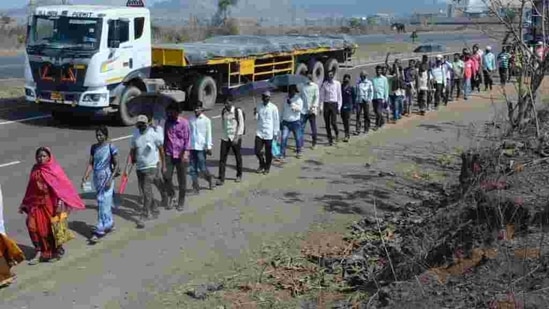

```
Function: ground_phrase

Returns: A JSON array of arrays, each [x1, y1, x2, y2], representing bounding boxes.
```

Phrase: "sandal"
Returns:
[[28, 255, 40, 266]]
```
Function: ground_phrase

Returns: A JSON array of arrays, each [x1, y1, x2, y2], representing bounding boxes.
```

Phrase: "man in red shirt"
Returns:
[[463, 51, 475, 100], [471, 44, 483, 92]]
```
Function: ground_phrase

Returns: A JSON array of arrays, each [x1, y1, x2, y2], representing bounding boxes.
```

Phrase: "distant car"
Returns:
[[413, 44, 446, 53]]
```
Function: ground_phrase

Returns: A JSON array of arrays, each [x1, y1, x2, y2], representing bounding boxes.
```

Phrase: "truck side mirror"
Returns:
[[108, 40, 120, 48]]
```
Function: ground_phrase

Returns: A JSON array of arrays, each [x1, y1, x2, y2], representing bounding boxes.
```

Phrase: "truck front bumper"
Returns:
[[25, 86, 111, 110]]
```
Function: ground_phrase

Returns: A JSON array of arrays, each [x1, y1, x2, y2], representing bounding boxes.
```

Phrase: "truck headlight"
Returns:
[[25, 88, 35, 97], [82, 93, 108, 102]]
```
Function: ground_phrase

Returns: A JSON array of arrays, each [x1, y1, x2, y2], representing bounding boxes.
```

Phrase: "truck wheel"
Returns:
[[118, 86, 142, 126], [295, 62, 308, 76], [324, 58, 339, 78], [193, 75, 217, 110], [309, 61, 324, 85]]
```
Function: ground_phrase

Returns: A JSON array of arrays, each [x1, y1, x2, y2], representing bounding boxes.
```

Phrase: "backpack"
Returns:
[[222, 107, 246, 135]]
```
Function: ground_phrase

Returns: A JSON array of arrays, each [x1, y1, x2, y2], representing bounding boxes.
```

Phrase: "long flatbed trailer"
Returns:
[[23, 3, 356, 125]]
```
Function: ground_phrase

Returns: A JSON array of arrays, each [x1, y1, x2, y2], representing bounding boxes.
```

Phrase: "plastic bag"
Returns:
[[50, 212, 75, 247], [272, 139, 281, 158]]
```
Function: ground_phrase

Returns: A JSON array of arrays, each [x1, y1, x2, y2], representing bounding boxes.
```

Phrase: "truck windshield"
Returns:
[[29, 15, 102, 50]]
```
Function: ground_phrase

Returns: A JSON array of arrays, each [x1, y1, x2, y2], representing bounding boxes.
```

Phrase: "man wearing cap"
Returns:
[[482, 46, 496, 91], [254, 91, 280, 175], [320, 70, 342, 146], [188, 101, 214, 194], [125, 114, 165, 228], [429, 55, 447, 109], [300, 72, 320, 149]]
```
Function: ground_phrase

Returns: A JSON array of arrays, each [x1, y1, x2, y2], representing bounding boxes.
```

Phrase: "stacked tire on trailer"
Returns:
[[295, 57, 340, 86]]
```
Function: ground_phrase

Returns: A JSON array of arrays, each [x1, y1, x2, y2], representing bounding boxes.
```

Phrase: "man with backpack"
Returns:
[[217, 96, 245, 185]]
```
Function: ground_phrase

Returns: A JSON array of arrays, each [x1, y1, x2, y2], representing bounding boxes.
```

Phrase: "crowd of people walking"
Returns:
[[0, 43, 523, 287]]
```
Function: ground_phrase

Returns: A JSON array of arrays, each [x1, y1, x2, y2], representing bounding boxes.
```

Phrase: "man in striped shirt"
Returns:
[[497, 46, 511, 86]]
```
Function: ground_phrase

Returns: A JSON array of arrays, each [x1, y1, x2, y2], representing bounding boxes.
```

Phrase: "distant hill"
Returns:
[[1, 0, 448, 25]]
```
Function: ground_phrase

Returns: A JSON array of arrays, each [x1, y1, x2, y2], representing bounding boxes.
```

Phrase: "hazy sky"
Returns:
[[0, 0, 452, 14]]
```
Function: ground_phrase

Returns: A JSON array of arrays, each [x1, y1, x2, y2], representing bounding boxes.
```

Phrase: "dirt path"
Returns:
[[0, 87, 513, 308]]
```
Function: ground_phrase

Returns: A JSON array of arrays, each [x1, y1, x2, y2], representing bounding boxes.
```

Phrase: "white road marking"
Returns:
[[0, 161, 21, 168], [212, 115, 221, 119], [111, 135, 133, 142], [0, 114, 51, 125]]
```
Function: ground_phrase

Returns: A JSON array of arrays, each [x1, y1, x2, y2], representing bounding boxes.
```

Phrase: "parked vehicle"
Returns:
[[413, 44, 446, 53], [24, 2, 357, 125]]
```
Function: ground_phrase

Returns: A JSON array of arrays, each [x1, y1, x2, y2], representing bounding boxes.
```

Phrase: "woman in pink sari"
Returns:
[[19, 147, 85, 265]]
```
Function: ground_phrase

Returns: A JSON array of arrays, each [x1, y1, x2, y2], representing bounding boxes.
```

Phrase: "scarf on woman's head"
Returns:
[[22, 147, 85, 210]]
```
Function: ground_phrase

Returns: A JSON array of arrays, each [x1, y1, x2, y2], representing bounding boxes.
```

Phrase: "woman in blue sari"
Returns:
[[82, 126, 119, 243]]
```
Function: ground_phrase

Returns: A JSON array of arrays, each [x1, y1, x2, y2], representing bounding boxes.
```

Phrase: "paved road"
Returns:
[[0, 35, 498, 306], [0, 31, 490, 79]]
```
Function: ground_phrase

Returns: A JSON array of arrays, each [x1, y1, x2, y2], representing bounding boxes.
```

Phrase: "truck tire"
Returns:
[[309, 61, 324, 85], [324, 58, 339, 78], [118, 86, 142, 126], [193, 75, 217, 110], [295, 62, 308, 76]]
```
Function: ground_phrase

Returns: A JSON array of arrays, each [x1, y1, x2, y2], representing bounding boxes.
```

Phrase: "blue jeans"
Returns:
[[464, 78, 471, 99], [189, 150, 212, 182], [300, 113, 317, 147], [281, 120, 302, 157], [390, 95, 404, 120]]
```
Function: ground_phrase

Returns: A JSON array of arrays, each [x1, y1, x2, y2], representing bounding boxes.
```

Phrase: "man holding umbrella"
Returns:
[[254, 91, 280, 175]]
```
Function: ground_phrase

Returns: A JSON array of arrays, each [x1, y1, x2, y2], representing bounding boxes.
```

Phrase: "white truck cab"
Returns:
[[24, 4, 154, 124]]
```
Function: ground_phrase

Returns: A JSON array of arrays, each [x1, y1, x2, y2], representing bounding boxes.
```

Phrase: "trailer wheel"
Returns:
[[309, 61, 324, 85], [118, 86, 142, 126], [324, 58, 339, 78], [193, 75, 217, 110], [295, 62, 308, 76]]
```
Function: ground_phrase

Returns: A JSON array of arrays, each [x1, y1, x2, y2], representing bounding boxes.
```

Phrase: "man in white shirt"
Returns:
[[429, 55, 447, 110], [125, 114, 165, 228], [254, 91, 280, 175], [280, 85, 303, 160], [355, 71, 373, 134], [189, 101, 214, 194], [320, 70, 342, 146], [217, 96, 244, 185], [300, 72, 320, 149]]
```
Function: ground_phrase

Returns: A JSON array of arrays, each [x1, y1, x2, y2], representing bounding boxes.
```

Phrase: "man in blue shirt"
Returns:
[[372, 65, 389, 129], [482, 46, 496, 91]]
